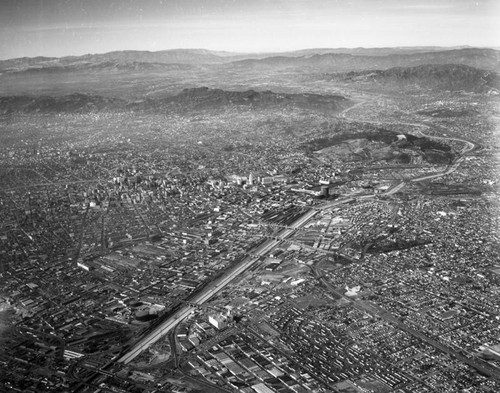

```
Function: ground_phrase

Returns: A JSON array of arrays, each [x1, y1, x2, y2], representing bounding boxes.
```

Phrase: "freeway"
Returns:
[[384, 181, 406, 195], [416, 129, 476, 154], [410, 157, 464, 182], [118, 208, 317, 364]]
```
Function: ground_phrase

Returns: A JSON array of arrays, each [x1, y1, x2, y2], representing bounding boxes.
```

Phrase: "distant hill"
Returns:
[[338, 64, 499, 93], [75, 49, 231, 65], [416, 107, 480, 118], [0, 88, 352, 114]]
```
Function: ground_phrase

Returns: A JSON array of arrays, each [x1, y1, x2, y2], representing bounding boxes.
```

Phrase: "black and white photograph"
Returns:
[[1, 1, 500, 392]]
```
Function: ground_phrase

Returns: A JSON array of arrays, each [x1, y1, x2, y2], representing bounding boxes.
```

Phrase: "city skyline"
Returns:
[[1, 0, 499, 60]]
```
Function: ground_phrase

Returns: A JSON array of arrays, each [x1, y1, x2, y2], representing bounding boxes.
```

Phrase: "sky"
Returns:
[[0, 0, 499, 59]]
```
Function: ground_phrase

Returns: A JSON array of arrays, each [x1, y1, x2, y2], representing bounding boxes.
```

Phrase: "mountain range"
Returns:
[[1, 47, 498, 101], [229, 48, 500, 73], [1, 47, 499, 73]]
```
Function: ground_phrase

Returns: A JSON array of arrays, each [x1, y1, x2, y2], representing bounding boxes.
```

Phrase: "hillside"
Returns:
[[338, 64, 499, 93], [0, 93, 127, 114], [151, 87, 352, 112], [308, 129, 455, 165], [0, 88, 352, 115]]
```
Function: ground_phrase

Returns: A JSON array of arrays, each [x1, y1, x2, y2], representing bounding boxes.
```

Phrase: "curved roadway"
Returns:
[[338, 97, 477, 193]]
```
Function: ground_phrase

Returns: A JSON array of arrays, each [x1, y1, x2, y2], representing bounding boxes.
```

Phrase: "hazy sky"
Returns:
[[0, 0, 499, 59]]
